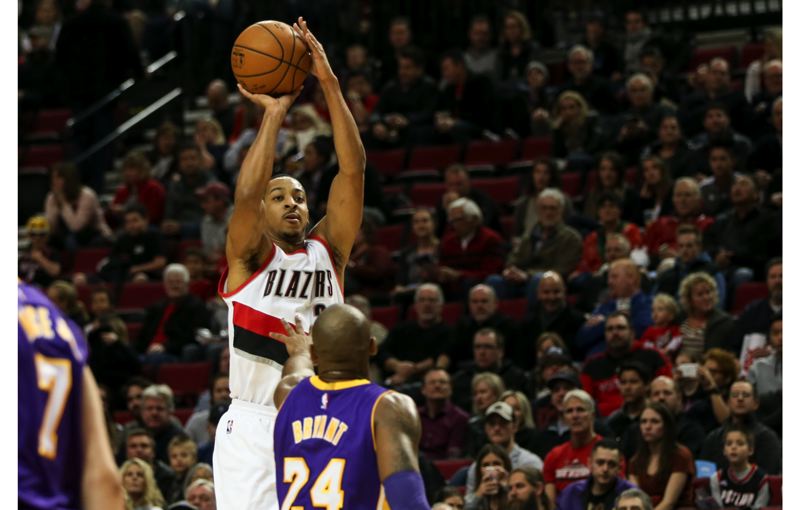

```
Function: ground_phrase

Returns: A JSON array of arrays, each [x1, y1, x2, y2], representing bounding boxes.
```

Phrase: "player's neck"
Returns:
[[318, 368, 369, 382], [273, 236, 306, 254]]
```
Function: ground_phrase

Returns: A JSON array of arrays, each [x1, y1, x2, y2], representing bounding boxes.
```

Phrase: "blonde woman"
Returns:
[[551, 91, 601, 160], [194, 116, 229, 177], [501, 390, 537, 452], [466, 373, 507, 456], [677, 272, 736, 357], [120, 458, 165, 510]]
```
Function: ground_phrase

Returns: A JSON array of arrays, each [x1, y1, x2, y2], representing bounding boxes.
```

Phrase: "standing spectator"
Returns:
[[699, 141, 738, 217], [576, 193, 643, 275], [120, 458, 166, 510], [438, 164, 504, 236], [452, 328, 527, 412], [344, 218, 396, 301], [605, 361, 651, 447], [654, 225, 725, 303], [418, 368, 470, 460], [184, 374, 230, 446], [560, 45, 617, 115], [628, 402, 695, 509], [574, 260, 655, 359], [709, 427, 771, 509], [641, 114, 693, 179], [488, 189, 582, 300], [464, 15, 498, 78], [437, 198, 505, 298], [99, 204, 167, 285], [637, 156, 674, 224], [205, 79, 234, 139], [744, 28, 781, 102], [392, 208, 440, 301], [141, 385, 186, 464], [646, 376, 705, 458], [556, 440, 635, 510], [44, 162, 112, 248], [136, 264, 210, 364], [497, 10, 539, 86], [677, 272, 737, 356], [124, 428, 176, 500], [162, 142, 215, 238], [747, 315, 781, 434], [580, 311, 671, 417], [18, 215, 63, 288], [508, 466, 549, 510], [377, 283, 451, 384], [449, 284, 519, 370], [110, 151, 167, 226], [512, 159, 573, 240], [699, 380, 781, 474], [582, 152, 641, 227]]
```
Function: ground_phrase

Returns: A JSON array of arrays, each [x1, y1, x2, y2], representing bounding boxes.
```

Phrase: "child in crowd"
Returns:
[[636, 293, 681, 357], [166, 434, 199, 503], [709, 427, 770, 509]]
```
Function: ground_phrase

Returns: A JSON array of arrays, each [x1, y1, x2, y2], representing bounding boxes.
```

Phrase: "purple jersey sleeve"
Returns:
[[18, 282, 89, 510]]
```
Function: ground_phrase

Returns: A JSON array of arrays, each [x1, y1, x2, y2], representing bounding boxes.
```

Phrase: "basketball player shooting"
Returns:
[[214, 17, 365, 510], [272, 305, 432, 510]]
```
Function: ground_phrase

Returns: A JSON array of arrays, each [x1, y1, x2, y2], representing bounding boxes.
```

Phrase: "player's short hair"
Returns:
[[142, 384, 175, 411]]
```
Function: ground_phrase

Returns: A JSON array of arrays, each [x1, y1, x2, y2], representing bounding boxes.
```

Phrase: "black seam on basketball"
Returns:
[[232, 45, 308, 74], [268, 26, 295, 94], [256, 23, 285, 61]]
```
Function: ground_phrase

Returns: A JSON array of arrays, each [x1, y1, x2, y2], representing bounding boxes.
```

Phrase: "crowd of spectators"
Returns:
[[19, 2, 782, 509]]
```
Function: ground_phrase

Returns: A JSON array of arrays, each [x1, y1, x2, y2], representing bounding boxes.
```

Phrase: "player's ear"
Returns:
[[369, 337, 377, 356], [310, 345, 319, 366]]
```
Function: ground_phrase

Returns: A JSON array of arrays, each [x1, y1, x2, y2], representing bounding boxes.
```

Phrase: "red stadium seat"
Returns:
[[408, 145, 461, 171], [500, 215, 515, 240], [113, 410, 134, 425], [497, 298, 528, 320], [732, 282, 768, 315], [31, 109, 72, 139], [176, 239, 203, 260], [433, 458, 473, 482], [126, 322, 143, 344], [371, 305, 401, 330], [375, 224, 407, 252], [739, 42, 765, 69], [767, 475, 782, 505], [520, 137, 552, 160], [72, 247, 111, 275], [409, 182, 447, 208], [119, 282, 166, 309], [688, 45, 738, 71], [173, 407, 194, 426], [625, 167, 639, 186], [21, 144, 65, 168], [407, 302, 464, 325], [156, 362, 212, 404], [367, 149, 407, 178], [472, 176, 520, 206], [561, 172, 583, 199], [464, 140, 519, 166]]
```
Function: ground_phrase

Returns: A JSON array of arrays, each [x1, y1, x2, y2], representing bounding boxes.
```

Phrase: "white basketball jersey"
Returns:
[[219, 235, 344, 407]]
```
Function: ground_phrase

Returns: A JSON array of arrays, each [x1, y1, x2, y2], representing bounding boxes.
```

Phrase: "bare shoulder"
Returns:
[[374, 391, 420, 433]]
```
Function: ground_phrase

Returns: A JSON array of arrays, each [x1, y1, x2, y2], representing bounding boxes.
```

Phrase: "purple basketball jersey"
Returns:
[[274, 376, 390, 509], [18, 282, 89, 510]]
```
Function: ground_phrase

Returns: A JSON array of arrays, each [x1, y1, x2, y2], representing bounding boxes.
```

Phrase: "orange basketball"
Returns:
[[231, 20, 311, 96]]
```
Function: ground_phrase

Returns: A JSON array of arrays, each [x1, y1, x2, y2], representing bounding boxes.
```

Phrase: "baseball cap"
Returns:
[[546, 370, 581, 390], [485, 401, 514, 422], [196, 181, 231, 201], [209, 401, 230, 427], [26, 215, 49, 234]]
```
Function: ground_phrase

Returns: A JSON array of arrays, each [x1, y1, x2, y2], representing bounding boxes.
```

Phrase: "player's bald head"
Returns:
[[312, 304, 372, 363]]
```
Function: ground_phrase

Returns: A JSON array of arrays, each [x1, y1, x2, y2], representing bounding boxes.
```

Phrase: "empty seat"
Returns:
[[375, 224, 407, 252], [371, 305, 401, 330], [625, 167, 639, 186], [520, 137, 552, 160], [409, 182, 447, 208], [739, 42, 765, 69], [72, 247, 111, 275], [560, 172, 583, 199], [497, 298, 528, 320], [464, 139, 519, 166], [408, 145, 461, 171], [732, 281, 768, 315], [119, 282, 166, 309], [113, 410, 134, 425], [19, 167, 50, 227], [156, 362, 212, 405], [125, 322, 143, 343], [688, 45, 738, 70], [29, 109, 72, 139], [367, 149, 406, 178], [21, 144, 65, 168], [472, 176, 520, 205]]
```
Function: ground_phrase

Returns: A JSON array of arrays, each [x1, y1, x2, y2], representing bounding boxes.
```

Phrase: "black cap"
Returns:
[[546, 370, 581, 390], [168, 502, 198, 510], [617, 360, 653, 383], [209, 401, 230, 426], [539, 347, 572, 369]]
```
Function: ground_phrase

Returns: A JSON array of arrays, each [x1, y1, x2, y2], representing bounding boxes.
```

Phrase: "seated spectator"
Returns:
[[511, 60, 557, 137], [99, 204, 167, 285], [639, 47, 682, 105], [344, 217, 396, 302], [368, 46, 437, 149], [141, 384, 186, 464], [184, 462, 213, 489], [746, 59, 782, 136], [344, 70, 379, 135], [517, 272, 585, 365], [700, 379, 781, 474], [496, 10, 540, 87], [677, 272, 737, 356], [643, 177, 714, 263], [120, 457, 166, 510], [508, 466, 548, 510], [181, 248, 216, 302], [110, 150, 166, 226], [583, 152, 642, 227], [646, 376, 705, 458], [680, 58, 751, 137], [120, 377, 152, 431], [434, 486, 466, 510], [44, 162, 112, 248], [686, 103, 752, 176], [655, 225, 725, 304], [709, 427, 771, 509], [418, 368, 469, 460], [465, 444, 513, 510], [704, 174, 781, 289], [576, 193, 643, 275], [463, 15, 498, 79], [184, 374, 230, 446], [377, 283, 451, 385], [449, 284, 519, 370], [392, 208, 440, 303], [465, 402, 543, 498], [614, 488, 654, 510], [164, 434, 198, 504], [628, 402, 694, 508], [744, 28, 781, 102], [465, 372, 506, 457], [559, 45, 617, 115], [637, 156, 674, 224], [542, 389, 604, 503], [162, 142, 215, 238], [344, 294, 390, 367], [285, 134, 334, 219], [581, 17, 622, 80], [124, 427, 176, 500], [531, 343, 572, 401], [748, 97, 782, 192], [46, 280, 89, 328], [437, 164, 504, 237], [137, 264, 211, 364], [550, 91, 604, 167], [699, 140, 738, 217], [641, 114, 693, 179], [377, 16, 413, 87], [437, 198, 505, 298], [86, 288, 139, 398], [197, 401, 229, 466], [196, 182, 231, 265], [605, 361, 651, 447], [679, 348, 737, 433], [18, 215, 64, 288], [613, 74, 674, 165], [572, 233, 644, 314], [580, 311, 671, 417], [452, 328, 527, 413], [185, 479, 216, 510], [621, 8, 663, 75], [635, 293, 681, 358], [205, 79, 234, 139], [557, 439, 635, 510], [512, 159, 574, 241], [194, 116, 229, 184], [502, 390, 537, 454], [747, 315, 781, 435], [488, 189, 582, 301], [574, 260, 655, 359]]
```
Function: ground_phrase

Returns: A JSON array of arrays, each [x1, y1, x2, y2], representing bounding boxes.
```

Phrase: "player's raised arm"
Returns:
[[226, 87, 302, 289], [374, 392, 432, 510], [272, 316, 315, 409], [294, 17, 366, 269], [81, 367, 125, 510]]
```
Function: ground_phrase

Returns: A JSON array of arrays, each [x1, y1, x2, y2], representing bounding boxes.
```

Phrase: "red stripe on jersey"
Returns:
[[232, 301, 289, 339], [308, 235, 344, 294]]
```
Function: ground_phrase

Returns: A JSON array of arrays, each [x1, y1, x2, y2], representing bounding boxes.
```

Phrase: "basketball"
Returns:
[[231, 20, 311, 96]]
